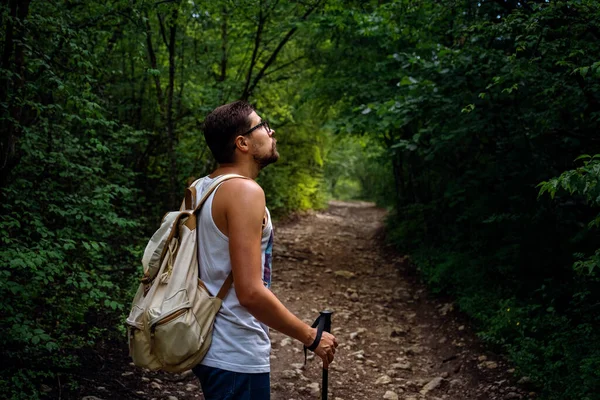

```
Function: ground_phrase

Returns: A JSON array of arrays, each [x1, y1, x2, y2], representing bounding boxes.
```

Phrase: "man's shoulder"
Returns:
[[217, 178, 265, 209], [220, 177, 263, 194]]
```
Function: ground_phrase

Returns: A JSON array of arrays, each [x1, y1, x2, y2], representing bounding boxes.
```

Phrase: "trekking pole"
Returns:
[[320, 310, 333, 400]]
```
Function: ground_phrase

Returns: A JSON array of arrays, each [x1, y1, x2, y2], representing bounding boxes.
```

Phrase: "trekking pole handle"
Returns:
[[320, 310, 333, 400]]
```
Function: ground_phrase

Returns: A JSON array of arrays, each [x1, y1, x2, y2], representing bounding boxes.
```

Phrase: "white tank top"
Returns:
[[194, 176, 273, 373]]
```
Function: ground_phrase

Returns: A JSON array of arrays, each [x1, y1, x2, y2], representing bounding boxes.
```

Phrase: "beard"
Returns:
[[254, 141, 280, 170]]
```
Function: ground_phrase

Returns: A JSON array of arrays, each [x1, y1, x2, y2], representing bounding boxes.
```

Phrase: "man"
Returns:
[[191, 100, 338, 399]]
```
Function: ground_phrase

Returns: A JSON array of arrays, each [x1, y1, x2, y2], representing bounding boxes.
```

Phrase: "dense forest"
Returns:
[[2, 0, 600, 399]]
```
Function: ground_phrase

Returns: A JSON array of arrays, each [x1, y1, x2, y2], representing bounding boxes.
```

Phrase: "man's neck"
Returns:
[[209, 163, 259, 180]]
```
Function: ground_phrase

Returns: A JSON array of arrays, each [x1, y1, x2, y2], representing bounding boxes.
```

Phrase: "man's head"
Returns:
[[203, 100, 279, 167]]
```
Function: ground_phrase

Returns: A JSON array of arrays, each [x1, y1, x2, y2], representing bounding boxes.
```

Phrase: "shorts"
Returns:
[[192, 364, 270, 400]]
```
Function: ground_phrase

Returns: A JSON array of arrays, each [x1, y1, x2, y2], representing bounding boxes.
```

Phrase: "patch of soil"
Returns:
[[70, 200, 533, 400]]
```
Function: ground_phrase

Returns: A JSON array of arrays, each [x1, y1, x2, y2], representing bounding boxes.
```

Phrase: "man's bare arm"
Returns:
[[223, 179, 338, 367]]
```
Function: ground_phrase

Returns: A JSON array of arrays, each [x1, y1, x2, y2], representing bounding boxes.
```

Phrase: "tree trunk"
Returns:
[[0, 0, 31, 188], [241, 0, 322, 100], [242, 3, 265, 100], [392, 153, 405, 213], [219, 6, 228, 83], [166, 6, 179, 207]]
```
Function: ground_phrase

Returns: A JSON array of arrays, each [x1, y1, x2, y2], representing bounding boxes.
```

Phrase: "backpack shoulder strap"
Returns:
[[193, 174, 248, 213], [192, 174, 248, 298], [216, 273, 234, 300], [182, 177, 204, 211]]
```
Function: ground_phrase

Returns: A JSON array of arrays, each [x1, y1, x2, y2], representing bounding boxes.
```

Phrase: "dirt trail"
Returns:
[[81, 201, 532, 400], [268, 201, 530, 400]]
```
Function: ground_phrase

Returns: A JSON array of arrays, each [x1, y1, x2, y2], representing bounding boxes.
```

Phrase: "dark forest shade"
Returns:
[[2, 1, 600, 399]]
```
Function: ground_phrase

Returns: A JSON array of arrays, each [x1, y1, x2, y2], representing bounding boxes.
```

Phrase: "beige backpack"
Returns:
[[125, 174, 245, 373]]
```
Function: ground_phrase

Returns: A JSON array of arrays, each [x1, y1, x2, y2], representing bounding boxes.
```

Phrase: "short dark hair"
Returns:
[[203, 101, 255, 163]]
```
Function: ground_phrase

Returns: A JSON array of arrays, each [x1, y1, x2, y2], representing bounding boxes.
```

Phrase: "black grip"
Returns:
[[320, 310, 333, 400], [303, 310, 334, 364]]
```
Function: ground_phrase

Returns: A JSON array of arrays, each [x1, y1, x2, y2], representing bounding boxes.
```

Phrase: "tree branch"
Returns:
[[157, 11, 170, 51], [165, 4, 179, 207], [219, 5, 228, 82], [242, 2, 266, 100], [245, 0, 322, 98], [143, 10, 164, 113], [0, 0, 31, 182], [263, 56, 306, 77]]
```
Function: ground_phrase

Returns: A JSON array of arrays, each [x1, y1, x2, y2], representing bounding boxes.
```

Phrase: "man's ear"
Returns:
[[234, 135, 249, 153]]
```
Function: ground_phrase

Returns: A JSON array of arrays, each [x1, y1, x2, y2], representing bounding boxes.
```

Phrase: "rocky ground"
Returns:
[[77, 200, 534, 400]]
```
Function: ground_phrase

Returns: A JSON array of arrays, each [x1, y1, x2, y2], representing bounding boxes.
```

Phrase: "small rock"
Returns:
[[166, 397, 178, 400], [391, 362, 412, 370], [403, 312, 416, 321], [420, 377, 444, 395], [481, 361, 498, 369], [330, 363, 346, 372], [306, 382, 320, 395], [281, 370, 297, 379], [349, 327, 367, 339], [439, 303, 454, 315], [504, 393, 521, 399], [405, 345, 423, 355], [121, 371, 134, 377], [383, 391, 399, 400], [458, 325, 465, 331], [280, 337, 293, 347], [185, 383, 198, 391], [150, 382, 162, 390], [478, 355, 488, 361], [81, 397, 104, 400], [391, 327, 407, 337], [517, 376, 531, 385], [334, 270, 356, 279], [180, 370, 193, 378], [449, 379, 461, 387], [375, 375, 392, 385], [350, 292, 359, 302]]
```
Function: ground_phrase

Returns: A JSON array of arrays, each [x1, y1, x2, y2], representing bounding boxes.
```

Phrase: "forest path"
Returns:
[[87, 201, 531, 400], [267, 200, 530, 400]]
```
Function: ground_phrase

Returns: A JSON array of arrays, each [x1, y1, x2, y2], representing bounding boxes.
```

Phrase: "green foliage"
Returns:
[[5, 0, 600, 399], [1, 0, 330, 397], [539, 155, 600, 276], [323, 134, 395, 204], [307, 1, 600, 399], [259, 114, 328, 215]]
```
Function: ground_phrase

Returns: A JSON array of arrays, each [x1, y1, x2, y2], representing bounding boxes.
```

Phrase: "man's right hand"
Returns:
[[307, 327, 339, 369]]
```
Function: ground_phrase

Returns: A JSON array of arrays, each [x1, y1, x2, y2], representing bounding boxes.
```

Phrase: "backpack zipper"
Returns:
[[151, 308, 187, 332]]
